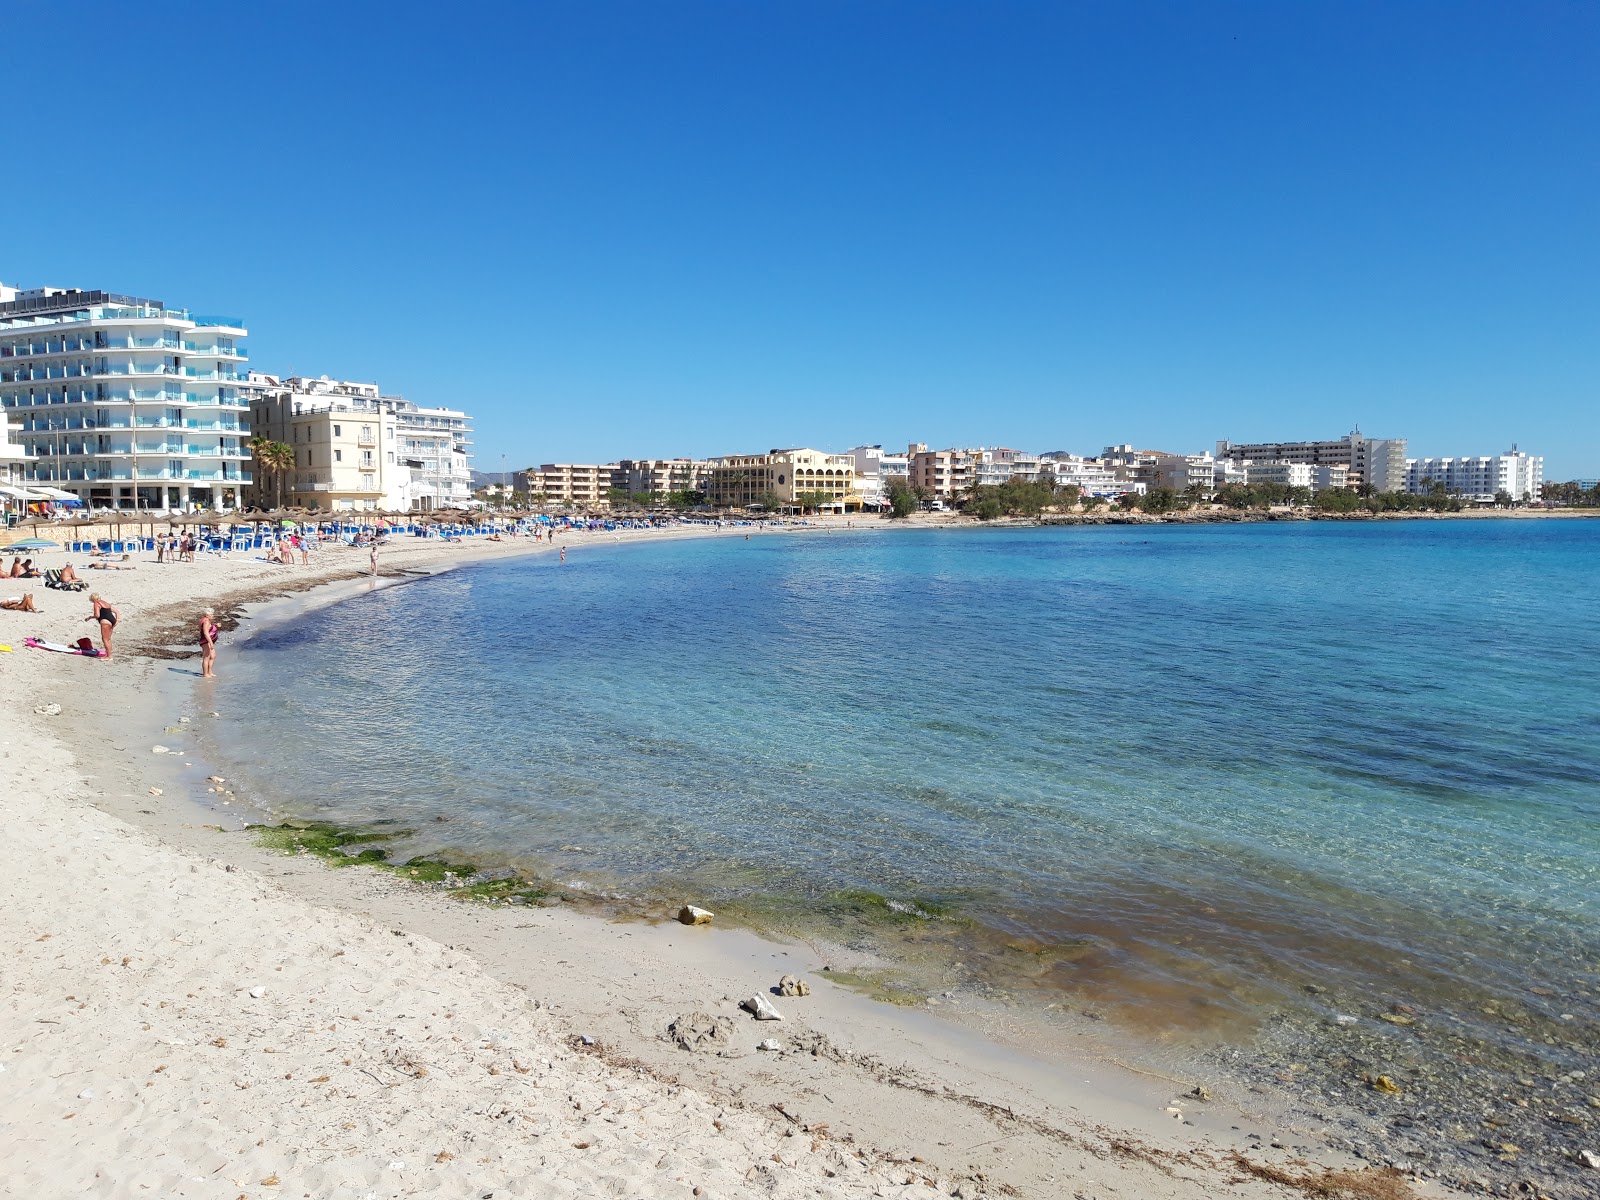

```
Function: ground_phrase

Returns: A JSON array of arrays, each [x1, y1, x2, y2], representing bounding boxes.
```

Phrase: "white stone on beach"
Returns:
[[33, 703, 61, 716], [248, 986, 266, 999], [77, 1089, 95, 1099], [1580, 1149, 1600, 1170], [757, 1038, 782, 1052], [151, 746, 171, 755], [148, 788, 163, 797], [1333, 1015, 1359, 1026], [741, 995, 783, 1021], [677, 904, 714, 926]]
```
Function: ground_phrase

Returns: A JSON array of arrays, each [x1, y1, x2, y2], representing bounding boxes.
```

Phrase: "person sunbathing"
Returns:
[[0, 594, 39, 612], [19, 558, 39, 577], [59, 563, 80, 582], [7, 557, 20, 577]]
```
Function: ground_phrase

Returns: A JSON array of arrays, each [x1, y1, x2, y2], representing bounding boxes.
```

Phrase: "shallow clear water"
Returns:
[[204, 521, 1600, 1054]]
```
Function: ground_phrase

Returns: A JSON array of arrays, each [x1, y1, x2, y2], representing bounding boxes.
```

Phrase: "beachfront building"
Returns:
[[1216, 429, 1407, 492], [0, 282, 254, 511], [382, 397, 473, 509], [1405, 449, 1542, 503], [907, 445, 975, 501], [1242, 459, 1350, 491], [705, 447, 861, 510], [1038, 453, 1130, 497], [530, 463, 613, 507], [248, 375, 409, 511], [0, 410, 25, 520], [846, 445, 910, 510], [613, 458, 713, 500], [1096, 446, 1216, 496]]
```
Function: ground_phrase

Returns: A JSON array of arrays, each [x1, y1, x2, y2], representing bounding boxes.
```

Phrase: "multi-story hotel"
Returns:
[[530, 463, 612, 507], [1241, 460, 1350, 490], [248, 372, 473, 511], [705, 448, 860, 509], [1406, 448, 1542, 503], [1216, 429, 1407, 492], [613, 458, 712, 499], [0, 283, 254, 511], [249, 375, 406, 511]]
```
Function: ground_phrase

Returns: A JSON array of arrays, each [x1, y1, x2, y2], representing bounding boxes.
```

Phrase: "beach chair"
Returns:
[[43, 568, 88, 592]]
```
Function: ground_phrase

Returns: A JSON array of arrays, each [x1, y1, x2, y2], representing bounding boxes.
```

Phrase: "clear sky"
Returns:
[[6, 1, 1596, 476]]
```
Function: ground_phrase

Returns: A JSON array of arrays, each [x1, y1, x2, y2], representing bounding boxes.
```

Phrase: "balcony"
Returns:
[[182, 343, 248, 359], [183, 368, 245, 381]]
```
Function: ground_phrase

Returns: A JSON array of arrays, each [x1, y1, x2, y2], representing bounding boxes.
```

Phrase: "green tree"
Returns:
[[884, 477, 919, 518], [248, 436, 295, 510], [793, 489, 836, 513]]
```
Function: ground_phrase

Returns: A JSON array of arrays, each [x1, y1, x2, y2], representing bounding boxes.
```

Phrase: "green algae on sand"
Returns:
[[249, 821, 549, 906]]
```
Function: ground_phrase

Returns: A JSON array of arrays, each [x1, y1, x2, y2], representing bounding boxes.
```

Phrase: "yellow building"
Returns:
[[705, 448, 861, 509]]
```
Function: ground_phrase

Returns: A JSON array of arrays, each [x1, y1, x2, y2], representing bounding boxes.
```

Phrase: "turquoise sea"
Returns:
[[199, 520, 1598, 1121]]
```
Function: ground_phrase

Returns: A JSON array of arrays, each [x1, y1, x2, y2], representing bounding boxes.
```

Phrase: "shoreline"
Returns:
[[3, 520, 1446, 1198]]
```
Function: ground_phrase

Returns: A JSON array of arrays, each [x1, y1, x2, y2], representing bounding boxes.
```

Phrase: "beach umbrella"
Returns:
[[6, 538, 61, 551]]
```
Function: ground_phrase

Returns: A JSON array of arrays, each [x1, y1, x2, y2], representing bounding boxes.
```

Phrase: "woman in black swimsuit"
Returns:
[[85, 593, 119, 659]]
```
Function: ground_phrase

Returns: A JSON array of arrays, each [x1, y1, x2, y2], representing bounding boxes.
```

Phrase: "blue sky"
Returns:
[[6, 1, 1596, 476]]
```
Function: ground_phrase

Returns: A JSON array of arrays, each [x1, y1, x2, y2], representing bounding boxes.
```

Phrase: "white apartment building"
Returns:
[[1098, 446, 1214, 496], [1216, 429, 1407, 492], [846, 445, 911, 509], [0, 283, 255, 511], [1039, 453, 1131, 497], [1241, 459, 1350, 491], [1406, 449, 1542, 503], [249, 375, 408, 511]]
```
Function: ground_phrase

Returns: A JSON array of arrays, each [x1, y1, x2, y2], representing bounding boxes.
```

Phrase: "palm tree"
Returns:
[[248, 436, 296, 510]]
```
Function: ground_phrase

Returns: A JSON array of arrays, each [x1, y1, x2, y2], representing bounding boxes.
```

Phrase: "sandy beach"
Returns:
[[0, 520, 1430, 1199]]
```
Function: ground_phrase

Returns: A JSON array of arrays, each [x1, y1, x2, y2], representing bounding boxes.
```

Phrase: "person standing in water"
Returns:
[[369, 542, 379, 577], [559, 545, 566, 563], [198, 607, 219, 678], [85, 593, 119, 659]]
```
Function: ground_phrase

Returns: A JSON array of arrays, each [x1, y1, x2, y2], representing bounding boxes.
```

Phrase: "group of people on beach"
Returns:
[[155, 534, 198, 564]]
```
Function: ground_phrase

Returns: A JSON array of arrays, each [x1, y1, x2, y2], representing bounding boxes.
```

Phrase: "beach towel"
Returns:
[[24, 636, 105, 657]]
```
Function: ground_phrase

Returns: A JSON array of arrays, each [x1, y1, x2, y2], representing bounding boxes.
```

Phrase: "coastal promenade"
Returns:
[[0, 522, 1419, 1199]]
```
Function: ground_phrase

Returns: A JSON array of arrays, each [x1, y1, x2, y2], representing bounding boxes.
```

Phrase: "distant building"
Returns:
[[613, 458, 712, 499], [1241, 460, 1350, 491], [907, 445, 975, 499], [530, 463, 614, 507], [1039, 453, 1130, 497], [1216, 429, 1407, 492], [846, 445, 909, 510], [1405, 449, 1542, 503], [0, 281, 255, 511], [706, 447, 860, 509], [1098, 446, 1215, 496]]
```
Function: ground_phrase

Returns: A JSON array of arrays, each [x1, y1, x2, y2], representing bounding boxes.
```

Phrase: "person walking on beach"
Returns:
[[84, 592, 118, 659], [198, 607, 219, 678], [369, 542, 379, 577]]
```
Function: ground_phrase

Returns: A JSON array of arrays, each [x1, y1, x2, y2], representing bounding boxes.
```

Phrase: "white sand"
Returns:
[[0, 522, 1415, 1199]]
